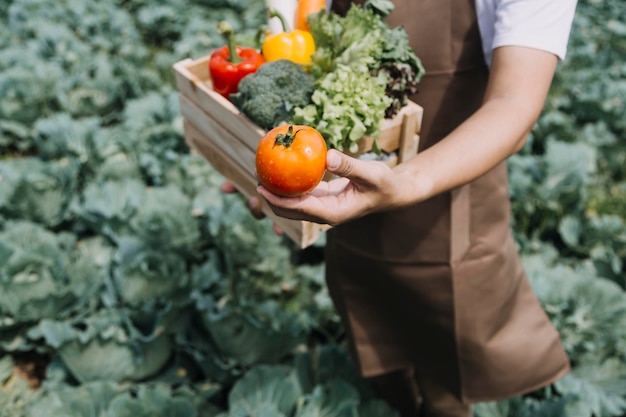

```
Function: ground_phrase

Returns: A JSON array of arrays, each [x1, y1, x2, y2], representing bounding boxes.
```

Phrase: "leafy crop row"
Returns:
[[0, 0, 625, 416]]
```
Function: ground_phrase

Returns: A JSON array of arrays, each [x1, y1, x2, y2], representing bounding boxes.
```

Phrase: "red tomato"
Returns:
[[256, 124, 327, 197]]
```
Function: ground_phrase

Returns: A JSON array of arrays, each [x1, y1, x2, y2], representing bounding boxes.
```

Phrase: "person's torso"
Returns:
[[330, 0, 500, 265]]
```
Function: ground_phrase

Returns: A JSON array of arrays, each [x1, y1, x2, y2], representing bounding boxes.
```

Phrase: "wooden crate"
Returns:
[[173, 55, 423, 249]]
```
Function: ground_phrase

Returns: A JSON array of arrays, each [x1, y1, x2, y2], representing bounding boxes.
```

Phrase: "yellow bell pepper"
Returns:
[[262, 9, 316, 66]]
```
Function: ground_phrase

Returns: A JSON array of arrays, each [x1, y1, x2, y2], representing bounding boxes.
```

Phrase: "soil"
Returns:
[[11, 351, 51, 389]]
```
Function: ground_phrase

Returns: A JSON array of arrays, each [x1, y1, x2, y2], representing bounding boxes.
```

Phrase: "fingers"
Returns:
[[221, 181, 238, 194], [255, 151, 397, 226], [308, 177, 350, 197], [272, 223, 284, 236], [256, 185, 338, 225]]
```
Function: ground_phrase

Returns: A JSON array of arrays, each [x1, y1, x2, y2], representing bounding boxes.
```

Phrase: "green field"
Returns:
[[1, 0, 625, 416]]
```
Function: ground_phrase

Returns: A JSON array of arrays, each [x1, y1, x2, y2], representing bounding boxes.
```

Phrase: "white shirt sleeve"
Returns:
[[476, 0, 578, 67]]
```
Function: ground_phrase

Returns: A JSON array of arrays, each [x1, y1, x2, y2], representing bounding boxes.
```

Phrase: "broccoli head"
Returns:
[[238, 93, 286, 131], [230, 59, 315, 130]]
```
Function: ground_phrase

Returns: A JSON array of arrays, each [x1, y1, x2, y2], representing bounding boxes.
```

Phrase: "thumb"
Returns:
[[325, 149, 391, 190], [326, 149, 353, 177], [326, 149, 367, 180]]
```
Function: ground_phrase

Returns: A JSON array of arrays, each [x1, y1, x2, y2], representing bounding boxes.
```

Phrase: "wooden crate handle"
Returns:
[[398, 110, 420, 163]]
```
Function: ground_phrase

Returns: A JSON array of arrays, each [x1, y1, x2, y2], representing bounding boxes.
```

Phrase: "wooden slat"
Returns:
[[398, 107, 422, 163], [173, 58, 265, 152], [179, 94, 258, 178]]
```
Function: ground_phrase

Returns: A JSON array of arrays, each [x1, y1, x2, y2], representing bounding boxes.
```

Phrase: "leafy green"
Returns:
[[116, 91, 188, 185], [293, 345, 374, 400], [32, 114, 100, 164], [136, 5, 184, 46], [0, 157, 79, 228], [75, 180, 201, 259], [108, 384, 198, 417], [295, 380, 360, 417], [519, 247, 626, 416], [292, 64, 392, 152], [555, 373, 626, 417], [0, 221, 104, 325], [112, 237, 191, 306], [73, 178, 147, 237], [293, 0, 424, 151], [197, 297, 306, 366], [222, 365, 301, 417], [128, 184, 201, 253], [25, 380, 204, 417], [524, 248, 626, 362], [307, 0, 424, 119], [474, 396, 571, 417], [27, 381, 122, 417], [0, 66, 60, 125], [32, 308, 175, 383]]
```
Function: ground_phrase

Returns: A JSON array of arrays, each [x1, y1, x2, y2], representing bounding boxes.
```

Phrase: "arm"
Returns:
[[256, 46, 558, 225], [393, 45, 558, 205]]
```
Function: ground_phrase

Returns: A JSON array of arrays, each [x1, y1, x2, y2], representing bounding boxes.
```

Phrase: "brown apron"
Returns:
[[326, 0, 570, 403]]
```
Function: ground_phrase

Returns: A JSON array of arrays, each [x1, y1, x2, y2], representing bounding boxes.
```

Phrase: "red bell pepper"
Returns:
[[209, 22, 265, 99]]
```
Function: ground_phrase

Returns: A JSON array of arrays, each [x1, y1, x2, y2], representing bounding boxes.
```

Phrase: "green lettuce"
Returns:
[[292, 65, 392, 153], [307, 0, 424, 120]]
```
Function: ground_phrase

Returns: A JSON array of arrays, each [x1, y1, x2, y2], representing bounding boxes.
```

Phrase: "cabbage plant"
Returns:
[[33, 307, 175, 383], [26, 381, 201, 417], [0, 221, 103, 325], [0, 158, 79, 228]]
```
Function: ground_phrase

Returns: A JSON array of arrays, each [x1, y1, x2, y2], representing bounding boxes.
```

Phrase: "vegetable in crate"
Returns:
[[209, 21, 265, 98], [291, 64, 392, 153], [262, 9, 316, 66], [294, 0, 327, 32], [256, 124, 327, 197], [307, 0, 425, 118], [230, 59, 315, 130]]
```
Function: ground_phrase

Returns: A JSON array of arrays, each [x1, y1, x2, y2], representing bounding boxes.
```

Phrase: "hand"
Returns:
[[256, 149, 405, 226], [221, 181, 285, 235]]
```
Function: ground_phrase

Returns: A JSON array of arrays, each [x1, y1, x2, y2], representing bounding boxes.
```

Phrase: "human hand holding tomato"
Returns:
[[220, 124, 327, 236], [256, 149, 406, 226]]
